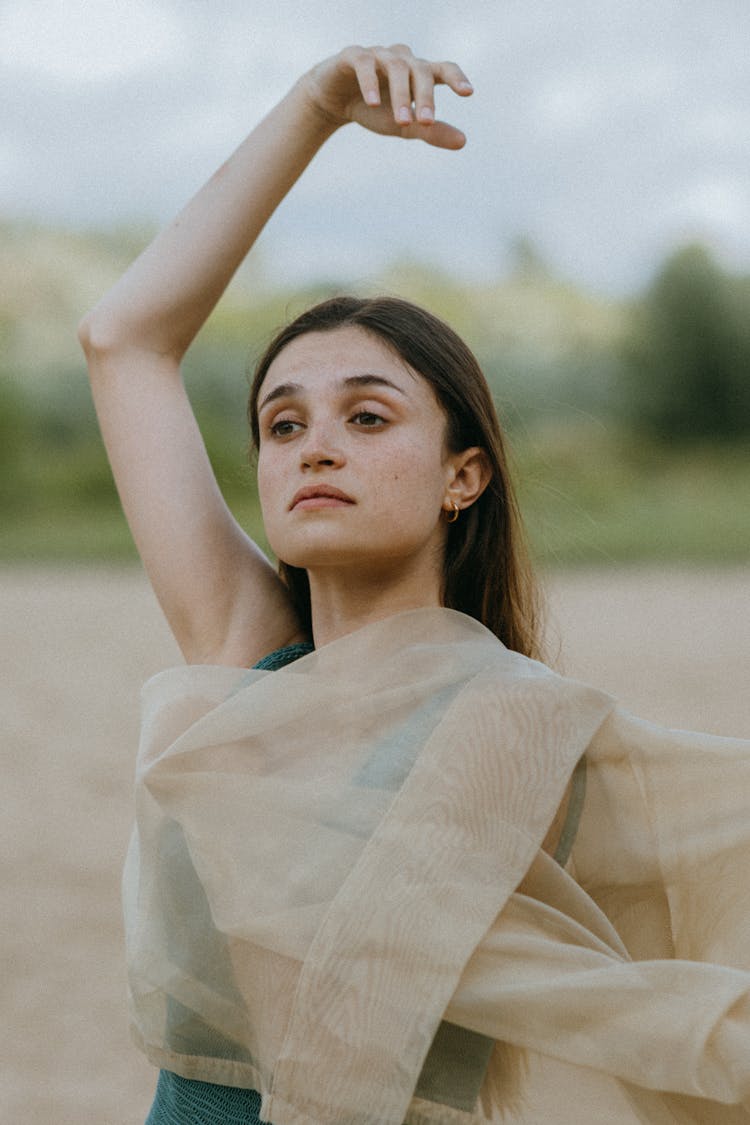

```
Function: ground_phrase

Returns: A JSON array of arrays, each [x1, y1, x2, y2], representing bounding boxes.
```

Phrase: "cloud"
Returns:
[[0, 0, 748, 294], [0, 0, 187, 84]]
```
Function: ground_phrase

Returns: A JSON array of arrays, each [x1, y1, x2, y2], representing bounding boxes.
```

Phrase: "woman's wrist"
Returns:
[[285, 73, 348, 144]]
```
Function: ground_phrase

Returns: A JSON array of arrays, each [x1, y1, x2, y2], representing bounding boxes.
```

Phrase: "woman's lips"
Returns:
[[290, 486, 355, 510], [293, 496, 354, 511]]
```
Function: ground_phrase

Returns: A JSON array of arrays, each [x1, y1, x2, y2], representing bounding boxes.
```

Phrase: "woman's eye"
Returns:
[[351, 411, 385, 427], [269, 419, 303, 437]]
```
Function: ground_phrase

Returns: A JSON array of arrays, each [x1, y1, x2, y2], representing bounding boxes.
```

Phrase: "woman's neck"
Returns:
[[307, 560, 443, 649]]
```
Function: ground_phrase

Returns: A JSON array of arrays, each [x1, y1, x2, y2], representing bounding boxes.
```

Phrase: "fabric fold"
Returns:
[[124, 607, 750, 1125]]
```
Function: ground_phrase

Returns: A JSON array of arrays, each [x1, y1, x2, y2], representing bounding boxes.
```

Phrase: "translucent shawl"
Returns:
[[123, 608, 750, 1125]]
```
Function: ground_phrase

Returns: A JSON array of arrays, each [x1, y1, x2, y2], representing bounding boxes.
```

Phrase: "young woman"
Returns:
[[80, 45, 750, 1125]]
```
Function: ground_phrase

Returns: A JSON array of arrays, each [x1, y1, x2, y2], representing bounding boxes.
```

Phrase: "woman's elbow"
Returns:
[[77, 308, 134, 366], [78, 309, 110, 357]]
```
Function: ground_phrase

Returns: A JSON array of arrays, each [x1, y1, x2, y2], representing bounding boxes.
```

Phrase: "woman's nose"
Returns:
[[299, 423, 345, 469]]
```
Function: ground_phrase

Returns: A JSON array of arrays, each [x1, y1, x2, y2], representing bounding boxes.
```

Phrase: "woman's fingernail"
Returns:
[[420, 106, 434, 122], [397, 106, 411, 123], [459, 80, 473, 91]]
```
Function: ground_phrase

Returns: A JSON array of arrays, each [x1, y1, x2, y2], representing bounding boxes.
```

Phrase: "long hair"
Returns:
[[248, 295, 543, 659]]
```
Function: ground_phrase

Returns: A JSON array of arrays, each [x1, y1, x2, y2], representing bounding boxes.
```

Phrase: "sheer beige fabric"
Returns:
[[124, 608, 750, 1124]]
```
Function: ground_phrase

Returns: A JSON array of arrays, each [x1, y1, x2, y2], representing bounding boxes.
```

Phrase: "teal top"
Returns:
[[144, 640, 586, 1124], [146, 1071, 265, 1125]]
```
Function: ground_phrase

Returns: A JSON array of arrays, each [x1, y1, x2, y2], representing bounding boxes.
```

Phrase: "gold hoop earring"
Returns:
[[445, 501, 460, 524]]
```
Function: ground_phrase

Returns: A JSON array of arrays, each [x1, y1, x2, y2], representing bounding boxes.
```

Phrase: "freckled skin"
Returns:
[[256, 326, 454, 590]]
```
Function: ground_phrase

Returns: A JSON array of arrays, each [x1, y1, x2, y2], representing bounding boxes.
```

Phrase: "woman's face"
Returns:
[[256, 326, 458, 578]]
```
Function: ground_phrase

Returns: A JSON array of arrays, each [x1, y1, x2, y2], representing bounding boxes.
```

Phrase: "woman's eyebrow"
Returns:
[[258, 381, 303, 412], [342, 374, 408, 396], [258, 373, 407, 413]]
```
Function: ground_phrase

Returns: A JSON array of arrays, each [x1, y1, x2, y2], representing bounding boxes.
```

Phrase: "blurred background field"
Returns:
[[2, 221, 749, 567], [3, 564, 748, 1125], [2, 4, 749, 1121], [6, 230, 748, 1121], [3, 121, 748, 1125]]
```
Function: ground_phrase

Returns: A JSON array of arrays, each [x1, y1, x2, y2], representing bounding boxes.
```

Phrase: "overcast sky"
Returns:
[[2, 0, 749, 295]]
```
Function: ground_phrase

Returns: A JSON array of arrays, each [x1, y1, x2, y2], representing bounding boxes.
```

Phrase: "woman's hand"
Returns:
[[299, 44, 473, 150]]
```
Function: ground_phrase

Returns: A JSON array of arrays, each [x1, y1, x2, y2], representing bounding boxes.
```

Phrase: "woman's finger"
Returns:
[[410, 59, 437, 124], [433, 59, 474, 96], [376, 50, 415, 125], [401, 119, 467, 150], [349, 49, 381, 106]]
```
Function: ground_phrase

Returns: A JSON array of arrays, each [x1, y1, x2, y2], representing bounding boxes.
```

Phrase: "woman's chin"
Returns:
[[270, 534, 356, 570], [269, 526, 375, 571], [277, 547, 366, 571]]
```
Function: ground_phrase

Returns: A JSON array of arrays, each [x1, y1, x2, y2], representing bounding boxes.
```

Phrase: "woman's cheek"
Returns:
[[255, 455, 279, 513]]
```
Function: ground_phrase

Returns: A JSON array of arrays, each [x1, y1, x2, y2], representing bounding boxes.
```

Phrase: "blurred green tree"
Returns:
[[624, 244, 750, 441], [0, 375, 28, 471]]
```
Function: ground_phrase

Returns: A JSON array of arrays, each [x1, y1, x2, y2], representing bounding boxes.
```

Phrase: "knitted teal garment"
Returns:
[[145, 1070, 265, 1125], [250, 641, 314, 671], [144, 641, 312, 1125]]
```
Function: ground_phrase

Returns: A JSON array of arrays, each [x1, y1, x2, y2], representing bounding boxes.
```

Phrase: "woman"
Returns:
[[80, 45, 750, 1125]]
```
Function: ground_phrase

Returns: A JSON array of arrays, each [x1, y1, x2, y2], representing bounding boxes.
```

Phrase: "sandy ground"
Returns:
[[2, 565, 748, 1125]]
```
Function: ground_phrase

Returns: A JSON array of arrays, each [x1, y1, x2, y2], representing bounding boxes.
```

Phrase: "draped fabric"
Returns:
[[124, 607, 750, 1124]]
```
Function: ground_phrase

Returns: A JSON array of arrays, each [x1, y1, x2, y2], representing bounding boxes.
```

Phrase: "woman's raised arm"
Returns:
[[78, 45, 473, 667]]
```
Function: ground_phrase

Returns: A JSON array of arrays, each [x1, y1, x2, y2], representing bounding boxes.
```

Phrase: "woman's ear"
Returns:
[[443, 447, 492, 514]]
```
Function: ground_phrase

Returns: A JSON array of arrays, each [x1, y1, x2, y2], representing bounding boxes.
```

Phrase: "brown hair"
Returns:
[[248, 295, 543, 659]]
